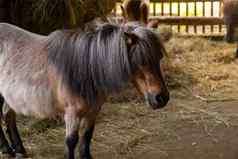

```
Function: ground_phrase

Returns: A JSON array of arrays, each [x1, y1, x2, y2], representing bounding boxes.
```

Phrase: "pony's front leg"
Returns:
[[64, 107, 81, 159], [79, 106, 101, 159], [79, 117, 95, 159]]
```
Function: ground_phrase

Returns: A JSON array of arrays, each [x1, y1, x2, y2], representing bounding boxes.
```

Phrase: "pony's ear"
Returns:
[[140, 2, 149, 24], [121, 5, 128, 23], [124, 32, 138, 49], [147, 20, 159, 28]]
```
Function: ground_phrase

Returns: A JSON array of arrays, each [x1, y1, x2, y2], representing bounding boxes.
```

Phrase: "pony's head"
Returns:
[[223, 0, 238, 42], [123, 24, 169, 109], [48, 23, 169, 109]]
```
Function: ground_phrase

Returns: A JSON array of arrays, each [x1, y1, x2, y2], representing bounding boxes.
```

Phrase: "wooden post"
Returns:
[[169, 0, 172, 16], [194, 0, 197, 33], [153, 1, 156, 16], [219, 1, 222, 33], [186, 1, 189, 33], [211, 1, 214, 33], [178, 2, 180, 33], [161, 1, 164, 16], [202, 0, 205, 33]]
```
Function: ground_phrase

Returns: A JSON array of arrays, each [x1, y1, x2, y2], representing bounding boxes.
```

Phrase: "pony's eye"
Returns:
[[137, 72, 145, 79]]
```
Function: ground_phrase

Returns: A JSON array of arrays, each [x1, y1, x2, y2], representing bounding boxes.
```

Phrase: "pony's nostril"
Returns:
[[156, 94, 164, 104], [226, 35, 235, 43], [146, 93, 169, 109]]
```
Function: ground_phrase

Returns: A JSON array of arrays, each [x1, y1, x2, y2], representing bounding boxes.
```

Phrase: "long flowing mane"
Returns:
[[47, 23, 165, 104]]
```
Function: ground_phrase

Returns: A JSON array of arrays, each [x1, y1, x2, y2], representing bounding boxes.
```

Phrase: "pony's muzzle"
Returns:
[[146, 91, 170, 109], [225, 25, 238, 43], [225, 34, 235, 43]]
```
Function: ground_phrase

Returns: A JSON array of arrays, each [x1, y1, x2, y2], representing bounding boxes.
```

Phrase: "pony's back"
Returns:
[[0, 23, 44, 43]]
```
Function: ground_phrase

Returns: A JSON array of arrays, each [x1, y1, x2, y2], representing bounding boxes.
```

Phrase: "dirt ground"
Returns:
[[1, 37, 238, 159]]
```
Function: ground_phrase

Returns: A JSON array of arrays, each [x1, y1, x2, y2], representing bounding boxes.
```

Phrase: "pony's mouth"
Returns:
[[226, 26, 238, 43], [145, 93, 169, 110], [235, 27, 238, 41]]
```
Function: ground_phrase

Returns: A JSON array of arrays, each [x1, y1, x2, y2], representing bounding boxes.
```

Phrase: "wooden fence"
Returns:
[[114, 0, 225, 36]]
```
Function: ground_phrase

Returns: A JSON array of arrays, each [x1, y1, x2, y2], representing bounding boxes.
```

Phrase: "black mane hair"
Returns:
[[47, 23, 165, 105]]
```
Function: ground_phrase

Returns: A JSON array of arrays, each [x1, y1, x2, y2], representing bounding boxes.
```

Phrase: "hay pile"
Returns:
[[164, 35, 238, 100], [15, 0, 118, 34]]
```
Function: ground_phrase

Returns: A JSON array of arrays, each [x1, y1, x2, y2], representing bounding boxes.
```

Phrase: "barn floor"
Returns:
[[1, 37, 238, 159], [12, 97, 238, 159]]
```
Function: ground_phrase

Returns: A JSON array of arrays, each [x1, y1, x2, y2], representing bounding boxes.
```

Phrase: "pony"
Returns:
[[223, 0, 238, 57], [121, 0, 159, 28], [0, 22, 169, 159]]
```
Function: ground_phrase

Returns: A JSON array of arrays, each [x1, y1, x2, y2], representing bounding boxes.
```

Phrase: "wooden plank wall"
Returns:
[[114, 0, 225, 36]]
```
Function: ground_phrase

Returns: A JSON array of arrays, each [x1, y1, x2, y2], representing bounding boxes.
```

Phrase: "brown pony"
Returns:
[[121, 0, 159, 28], [223, 0, 238, 56], [0, 22, 169, 159]]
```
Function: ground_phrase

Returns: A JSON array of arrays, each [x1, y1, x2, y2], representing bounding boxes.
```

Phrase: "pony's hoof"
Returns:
[[15, 153, 27, 159]]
